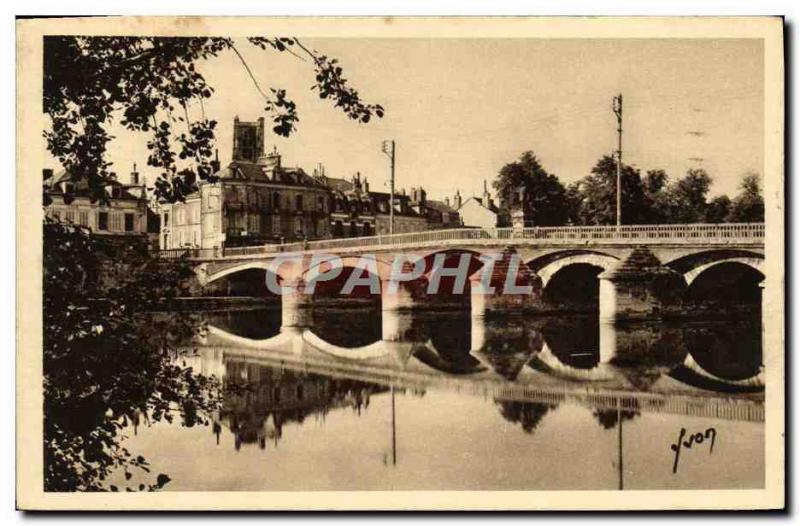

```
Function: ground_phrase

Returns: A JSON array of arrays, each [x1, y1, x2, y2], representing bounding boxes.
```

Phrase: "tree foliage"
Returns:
[[494, 149, 763, 226], [705, 194, 732, 223], [493, 151, 570, 226], [571, 155, 649, 225], [43, 219, 220, 491], [44, 36, 384, 203], [726, 172, 765, 222]]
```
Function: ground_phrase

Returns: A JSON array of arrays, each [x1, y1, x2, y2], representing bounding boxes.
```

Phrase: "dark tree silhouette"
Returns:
[[496, 400, 556, 433], [493, 151, 570, 226], [706, 194, 733, 223], [727, 173, 765, 222], [592, 408, 640, 430], [43, 220, 220, 491], [571, 155, 649, 225]]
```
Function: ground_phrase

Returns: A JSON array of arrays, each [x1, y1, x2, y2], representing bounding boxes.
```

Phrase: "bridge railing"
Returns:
[[156, 223, 764, 259]]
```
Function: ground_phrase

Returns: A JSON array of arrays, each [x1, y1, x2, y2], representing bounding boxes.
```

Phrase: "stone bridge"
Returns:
[[161, 223, 766, 332]]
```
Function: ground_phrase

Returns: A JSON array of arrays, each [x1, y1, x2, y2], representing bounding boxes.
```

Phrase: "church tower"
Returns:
[[232, 116, 265, 162]]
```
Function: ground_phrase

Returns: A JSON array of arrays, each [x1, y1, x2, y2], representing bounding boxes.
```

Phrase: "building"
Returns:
[[324, 172, 428, 237], [43, 164, 152, 240], [159, 117, 331, 250], [408, 187, 462, 229], [457, 182, 500, 229]]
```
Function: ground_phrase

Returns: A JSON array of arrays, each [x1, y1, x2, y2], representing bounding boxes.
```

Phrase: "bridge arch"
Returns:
[[663, 249, 765, 286], [531, 252, 620, 289], [204, 261, 275, 285], [683, 257, 764, 286]]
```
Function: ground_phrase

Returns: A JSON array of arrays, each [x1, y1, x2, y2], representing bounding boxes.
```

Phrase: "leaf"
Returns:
[[155, 473, 171, 488]]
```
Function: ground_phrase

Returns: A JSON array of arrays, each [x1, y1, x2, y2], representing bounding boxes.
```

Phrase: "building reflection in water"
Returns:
[[219, 360, 388, 450]]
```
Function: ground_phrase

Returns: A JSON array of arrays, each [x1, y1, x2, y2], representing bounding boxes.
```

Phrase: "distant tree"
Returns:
[[44, 36, 384, 203], [727, 172, 765, 222], [565, 181, 584, 225], [492, 151, 570, 226], [496, 401, 556, 434], [666, 168, 713, 223], [572, 155, 649, 225], [705, 195, 733, 223], [642, 169, 671, 223], [592, 408, 640, 430], [643, 169, 669, 195]]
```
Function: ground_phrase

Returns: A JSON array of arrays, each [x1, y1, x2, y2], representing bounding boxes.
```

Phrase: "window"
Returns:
[[248, 214, 260, 233], [64, 209, 75, 223], [272, 215, 281, 235], [272, 192, 281, 211], [79, 210, 89, 227], [295, 194, 304, 211], [226, 209, 239, 230], [124, 213, 135, 232], [317, 195, 325, 212], [163, 212, 169, 227], [97, 212, 108, 231], [295, 217, 304, 235], [110, 213, 122, 232], [363, 222, 372, 236]]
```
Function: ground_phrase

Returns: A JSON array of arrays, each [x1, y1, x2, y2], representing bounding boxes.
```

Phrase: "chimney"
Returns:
[[454, 190, 462, 209], [364, 177, 369, 193], [130, 162, 140, 185], [444, 196, 450, 207], [483, 179, 491, 204]]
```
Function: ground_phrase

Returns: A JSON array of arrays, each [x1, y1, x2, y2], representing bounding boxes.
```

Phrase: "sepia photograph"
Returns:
[[15, 15, 784, 510]]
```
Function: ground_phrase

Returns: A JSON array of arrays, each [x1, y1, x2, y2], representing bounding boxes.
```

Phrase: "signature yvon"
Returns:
[[670, 427, 717, 474]]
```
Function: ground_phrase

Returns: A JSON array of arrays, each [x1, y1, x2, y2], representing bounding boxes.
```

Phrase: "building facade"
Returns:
[[457, 183, 499, 229], [43, 165, 153, 241], [160, 117, 331, 250], [324, 173, 428, 237], [408, 187, 462, 230]]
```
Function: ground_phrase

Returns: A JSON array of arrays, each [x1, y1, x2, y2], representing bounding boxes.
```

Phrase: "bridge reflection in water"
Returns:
[[135, 306, 766, 491]]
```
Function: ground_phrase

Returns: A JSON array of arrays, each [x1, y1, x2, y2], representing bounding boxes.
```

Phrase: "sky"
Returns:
[[47, 37, 764, 202]]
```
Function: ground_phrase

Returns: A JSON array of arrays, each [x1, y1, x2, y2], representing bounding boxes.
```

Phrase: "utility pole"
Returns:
[[612, 94, 623, 228], [382, 140, 396, 235]]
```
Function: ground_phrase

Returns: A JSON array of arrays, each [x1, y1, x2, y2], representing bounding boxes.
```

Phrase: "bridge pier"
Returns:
[[470, 314, 487, 353], [599, 319, 617, 363], [281, 278, 310, 331], [597, 248, 685, 322], [470, 273, 487, 319], [381, 280, 414, 342]]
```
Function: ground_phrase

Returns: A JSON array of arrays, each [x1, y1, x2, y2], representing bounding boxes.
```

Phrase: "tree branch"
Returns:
[[229, 43, 270, 101]]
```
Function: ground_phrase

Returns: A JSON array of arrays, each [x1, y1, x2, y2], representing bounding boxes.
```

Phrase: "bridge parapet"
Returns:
[[158, 223, 765, 261]]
